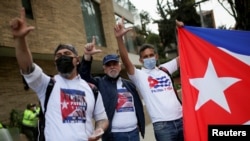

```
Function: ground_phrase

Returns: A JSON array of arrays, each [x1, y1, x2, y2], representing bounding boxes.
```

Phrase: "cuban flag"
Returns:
[[148, 76, 171, 88], [178, 26, 250, 141]]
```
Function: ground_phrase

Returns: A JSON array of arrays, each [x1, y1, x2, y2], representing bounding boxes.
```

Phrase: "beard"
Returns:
[[107, 70, 119, 78]]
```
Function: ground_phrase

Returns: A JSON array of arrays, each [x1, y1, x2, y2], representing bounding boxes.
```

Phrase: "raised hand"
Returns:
[[9, 7, 35, 38], [114, 17, 133, 38], [84, 36, 102, 56], [176, 20, 184, 27]]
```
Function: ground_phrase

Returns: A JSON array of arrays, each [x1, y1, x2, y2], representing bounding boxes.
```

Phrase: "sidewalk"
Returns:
[[140, 101, 156, 141]]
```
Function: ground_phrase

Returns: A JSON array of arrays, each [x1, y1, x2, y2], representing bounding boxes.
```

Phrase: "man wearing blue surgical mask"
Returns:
[[139, 45, 158, 69], [114, 17, 184, 141]]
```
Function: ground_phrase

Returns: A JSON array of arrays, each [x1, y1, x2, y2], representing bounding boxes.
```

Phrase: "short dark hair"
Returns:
[[54, 44, 78, 56], [139, 43, 156, 57]]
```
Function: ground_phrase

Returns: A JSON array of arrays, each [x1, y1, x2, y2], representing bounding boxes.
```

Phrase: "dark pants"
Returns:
[[153, 118, 184, 141], [21, 125, 37, 141]]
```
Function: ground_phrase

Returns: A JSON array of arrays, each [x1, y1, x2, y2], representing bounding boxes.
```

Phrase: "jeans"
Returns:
[[104, 128, 140, 141], [153, 118, 184, 141]]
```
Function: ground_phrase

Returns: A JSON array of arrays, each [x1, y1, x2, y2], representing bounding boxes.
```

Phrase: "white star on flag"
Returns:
[[189, 58, 241, 113], [61, 100, 68, 109]]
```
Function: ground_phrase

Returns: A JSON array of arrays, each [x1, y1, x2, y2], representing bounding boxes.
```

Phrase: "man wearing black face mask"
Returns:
[[10, 8, 108, 141], [79, 37, 145, 141], [54, 44, 79, 78]]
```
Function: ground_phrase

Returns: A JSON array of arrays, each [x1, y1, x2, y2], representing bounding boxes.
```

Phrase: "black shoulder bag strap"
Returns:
[[87, 82, 98, 105], [44, 78, 55, 113], [38, 78, 55, 141], [159, 67, 182, 104]]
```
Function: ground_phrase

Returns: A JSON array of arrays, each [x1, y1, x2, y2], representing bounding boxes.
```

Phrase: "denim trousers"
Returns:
[[105, 128, 140, 141], [153, 118, 184, 141]]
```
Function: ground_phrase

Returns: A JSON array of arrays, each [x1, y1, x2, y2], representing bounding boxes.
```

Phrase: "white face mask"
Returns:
[[143, 57, 156, 69]]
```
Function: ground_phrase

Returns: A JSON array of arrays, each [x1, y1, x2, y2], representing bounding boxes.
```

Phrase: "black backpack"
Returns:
[[37, 78, 99, 141]]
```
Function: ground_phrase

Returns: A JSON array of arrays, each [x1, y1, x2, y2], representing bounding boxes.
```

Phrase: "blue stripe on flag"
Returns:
[[184, 26, 250, 56]]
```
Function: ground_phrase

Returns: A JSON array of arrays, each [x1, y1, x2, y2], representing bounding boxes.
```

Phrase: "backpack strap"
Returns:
[[38, 78, 55, 141], [44, 78, 55, 114], [159, 67, 182, 104], [87, 82, 98, 104]]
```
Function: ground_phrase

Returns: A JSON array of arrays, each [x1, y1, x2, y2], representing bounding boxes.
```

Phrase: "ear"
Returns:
[[76, 56, 80, 64], [139, 58, 143, 64], [103, 65, 107, 73], [155, 54, 159, 60]]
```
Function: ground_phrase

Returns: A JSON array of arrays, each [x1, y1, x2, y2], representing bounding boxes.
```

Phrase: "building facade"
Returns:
[[0, 0, 138, 123]]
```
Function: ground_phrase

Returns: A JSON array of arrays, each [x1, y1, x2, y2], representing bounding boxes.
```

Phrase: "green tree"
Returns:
[[133, 10, 161, 46], [154, 0, 209, 60], [139, 11, 151, 36], [218, 0, 250, 30], [130, 3, 161, 57]]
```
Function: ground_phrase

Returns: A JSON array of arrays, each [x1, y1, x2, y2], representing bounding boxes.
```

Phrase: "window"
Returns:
[[81, 0, 106, 46], [22, 0, 33, 19]]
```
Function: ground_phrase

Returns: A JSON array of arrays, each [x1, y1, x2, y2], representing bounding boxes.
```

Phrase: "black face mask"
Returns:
[[56, 56, 74, 74]]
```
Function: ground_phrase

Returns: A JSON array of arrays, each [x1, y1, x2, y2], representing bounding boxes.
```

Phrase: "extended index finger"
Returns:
[[121, 16, 125, 25], [20, 7, 26, 21], [92, 36, 96, 45]]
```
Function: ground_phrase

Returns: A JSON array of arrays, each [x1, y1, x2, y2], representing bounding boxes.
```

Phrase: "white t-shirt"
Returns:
[[111, 78, 137, 132], [128, 59, 182, 123], [23, 64, 107, 141]]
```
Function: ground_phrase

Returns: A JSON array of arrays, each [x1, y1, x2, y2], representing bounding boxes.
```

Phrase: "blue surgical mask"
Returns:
[[143, 57, 156, 69]]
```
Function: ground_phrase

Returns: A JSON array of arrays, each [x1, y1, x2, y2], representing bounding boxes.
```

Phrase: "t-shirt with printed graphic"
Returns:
[[22, 64, 107, 141], [128, 59, 182, 123], [111, 78, 137, 132]]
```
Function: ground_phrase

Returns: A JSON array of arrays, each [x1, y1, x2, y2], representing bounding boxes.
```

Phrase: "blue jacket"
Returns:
[[79, 57, 145, 140]]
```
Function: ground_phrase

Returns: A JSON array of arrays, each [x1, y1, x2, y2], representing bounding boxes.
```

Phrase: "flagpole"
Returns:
[[199, 3, 205, 27]]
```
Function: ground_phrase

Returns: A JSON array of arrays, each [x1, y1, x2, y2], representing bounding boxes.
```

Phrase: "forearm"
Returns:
[[116, 37, 135, 75], [79, 57, 97, 85], [95, 119, 109, 131], [15, 37, 34, 74], [175, 56, 180, 68]]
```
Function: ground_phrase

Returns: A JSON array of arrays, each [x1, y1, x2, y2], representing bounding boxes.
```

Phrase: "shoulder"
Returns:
[[121, 78, 133, 83], [121, 78, 136, 87], [87, 82, 98, 90]]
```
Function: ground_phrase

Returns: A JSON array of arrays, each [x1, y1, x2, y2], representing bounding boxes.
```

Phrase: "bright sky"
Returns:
[[130, 0, 235, 33], [130, 0, 159, 33]]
